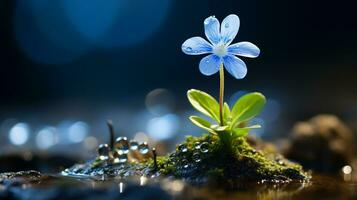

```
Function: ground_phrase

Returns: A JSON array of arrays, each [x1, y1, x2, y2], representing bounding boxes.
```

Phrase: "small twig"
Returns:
[[152, 148, 158, 171], [107, 120, 115, 150]]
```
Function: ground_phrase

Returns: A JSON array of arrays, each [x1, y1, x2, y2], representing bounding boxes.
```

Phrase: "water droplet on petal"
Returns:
[[138, 142, 149, 154], [204, 16, 217, 25], [225, 23, 229, 28], [178, 144, 188, 153], [98, 144, 110, 160], [129, 140, 139, 150], [114, 137, 129, 154], [200, 142, 209, 153], [192, 152, 201, 162]]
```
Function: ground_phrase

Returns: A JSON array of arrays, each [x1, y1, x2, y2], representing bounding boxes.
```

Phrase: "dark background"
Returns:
[[0, 0, 357, 152]]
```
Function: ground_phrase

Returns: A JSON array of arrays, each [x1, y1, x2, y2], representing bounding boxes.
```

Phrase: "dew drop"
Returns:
[[129, 140, 139, 150], [178, 144, 188, 153], [194, 142, 201, 150], [114, 137, 129, 154], [181, 159, 189, 168], [225, 23, 229, 28], [138, 142, 149, 154], [97, 143, 110, 160], [184, 46, 192, 52], [204, 16, 216, 25], [200, 142, 209, 153], [192, 152, 201, 163], [113, 151, 128, 164]]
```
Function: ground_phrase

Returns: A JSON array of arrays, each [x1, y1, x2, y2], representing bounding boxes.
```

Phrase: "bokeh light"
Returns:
[[146, 114, 179, 140], [145, 88, 175, 116], [134, 132, 149, 143], [8, 123, 30, 146], [68, 121, 89, 143], [13, 0, 90, 65], [13, 0, 171, 65], [63, 0, 171, 47], [83, 136, 98, 151], [260, 99, 281, 123], [248, 118, 265, 137], [36, 126, 57, 149]]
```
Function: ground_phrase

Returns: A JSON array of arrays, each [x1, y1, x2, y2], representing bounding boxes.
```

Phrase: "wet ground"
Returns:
[[0, 170, 356, 200]]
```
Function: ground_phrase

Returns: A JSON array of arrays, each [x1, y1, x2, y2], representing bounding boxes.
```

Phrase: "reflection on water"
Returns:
[[77, 174, 357, 200], [1, 172, 357, 200]]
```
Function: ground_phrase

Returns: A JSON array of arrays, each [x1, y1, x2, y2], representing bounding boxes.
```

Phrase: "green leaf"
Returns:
[[223, 102, 231, 123], [187, 89, 220, 123], [231, 92, 266, 128], [210, 124, 229, 132], [189, 116, 217, 135], [232, 128, 249, 137], [232, 124, 262, 137]]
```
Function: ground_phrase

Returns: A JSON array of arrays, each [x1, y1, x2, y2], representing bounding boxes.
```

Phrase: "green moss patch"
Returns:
[[149, 134, 309, 184]]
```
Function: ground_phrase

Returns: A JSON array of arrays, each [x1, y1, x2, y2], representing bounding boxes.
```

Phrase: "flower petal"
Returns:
[[204, 16, 220, 45], [220, 14, 240, 45], [228, 42, 260, 58], [199, 54, 222, 76], [223, 55, 247, 79], [182, 37, 213, 55]]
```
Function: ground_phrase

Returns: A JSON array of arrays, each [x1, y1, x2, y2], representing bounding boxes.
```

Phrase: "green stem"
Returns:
[[219, 63, 224, 126]]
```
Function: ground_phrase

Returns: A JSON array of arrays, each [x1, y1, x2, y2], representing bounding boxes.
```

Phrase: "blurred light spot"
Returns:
[[23, 151, 33, 161], [229, 90, 248, 107], [68, 121, 89, 143], [9, 123, 30, 146], [248, 118, 265, 137], [342, 165, 352, 174], [260, 99, 281, 123], [63, 0, 120, 40], [145, 88, 175, 116], [147, 114, 179, 140], [119, 182, 124, 193], [140, 176, 148, 186], [56, 121, 73, 144], [36, 127, 57, 149], [134, 132, 149, 143], [83, 136, 98, 150], [63, 0, 171, 47], [14, 1, 90, 65], [162, 180, 184, 193]]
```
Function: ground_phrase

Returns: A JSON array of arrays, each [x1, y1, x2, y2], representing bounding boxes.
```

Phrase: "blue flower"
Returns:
[[182, 14, 260, 79]]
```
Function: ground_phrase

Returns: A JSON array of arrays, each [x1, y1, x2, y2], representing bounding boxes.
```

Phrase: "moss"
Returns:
[[147, 134, 309, 184]]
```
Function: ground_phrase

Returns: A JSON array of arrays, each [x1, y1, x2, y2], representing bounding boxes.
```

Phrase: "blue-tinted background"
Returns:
[[0, 0, 356, 156]]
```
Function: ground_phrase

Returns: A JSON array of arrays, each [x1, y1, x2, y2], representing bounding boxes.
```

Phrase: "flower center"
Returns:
[[213, 44, 227, 57]]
